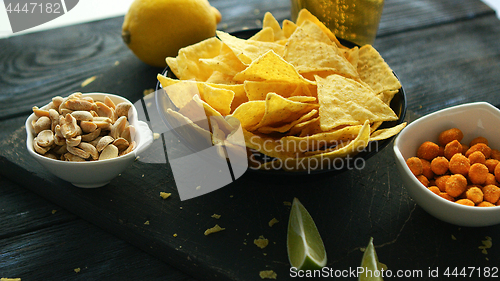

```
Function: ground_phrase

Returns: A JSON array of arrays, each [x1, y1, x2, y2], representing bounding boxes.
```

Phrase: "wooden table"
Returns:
[[1, 0, 500, 280]]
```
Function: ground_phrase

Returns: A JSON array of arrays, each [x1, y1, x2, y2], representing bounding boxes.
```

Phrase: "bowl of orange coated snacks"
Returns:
[[394, 102, 500, 227]]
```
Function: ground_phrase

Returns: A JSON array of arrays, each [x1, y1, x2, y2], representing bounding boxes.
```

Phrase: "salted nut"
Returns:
[[30, 93, 136, 161]]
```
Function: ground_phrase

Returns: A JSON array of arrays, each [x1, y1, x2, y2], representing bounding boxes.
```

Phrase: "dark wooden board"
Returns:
[[2, 124, 499, 281], [0, 219, 197, 281]]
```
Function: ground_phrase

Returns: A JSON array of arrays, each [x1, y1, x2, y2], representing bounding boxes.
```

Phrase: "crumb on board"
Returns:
[[1, 278, 22, 281], [144, 221, 150, 225], [204, 224, 225, 236], [283, 201, 292, 206], [153, 133, 160, 140], [479, 236, 492, 255], [80, 76, 96, 87], [451, 234, 456, 240], [268, 218, 279, 227], [51, 210, 57, 214], [211, 214, 221, 219], [160, 192, 171, 199], [74, 268, 81, 273], [259, 270, 277, 279], [173, 233, 178, 237], [254, 235, 269, 249]]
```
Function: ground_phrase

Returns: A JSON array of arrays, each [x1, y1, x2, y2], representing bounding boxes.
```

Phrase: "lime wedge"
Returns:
[[359, 237, 386, 281], [287, 197, 327, 270]]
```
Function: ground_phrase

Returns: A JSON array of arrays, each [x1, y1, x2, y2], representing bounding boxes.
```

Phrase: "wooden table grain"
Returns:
[[1, 0, 500, 280]]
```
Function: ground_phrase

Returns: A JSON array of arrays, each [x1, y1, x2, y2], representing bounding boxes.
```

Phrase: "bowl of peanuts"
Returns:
[[394, 102, 500, 227], [26, 92, 153, 188]]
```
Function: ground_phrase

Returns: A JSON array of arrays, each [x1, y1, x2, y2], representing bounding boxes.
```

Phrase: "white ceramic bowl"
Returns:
[[26, 93, 153, 188], [394, 102, 500, 227]]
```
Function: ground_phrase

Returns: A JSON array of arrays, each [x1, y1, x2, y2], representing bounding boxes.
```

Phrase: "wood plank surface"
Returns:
[[0, 0, 494, 119], [1, 0, 500, 280]]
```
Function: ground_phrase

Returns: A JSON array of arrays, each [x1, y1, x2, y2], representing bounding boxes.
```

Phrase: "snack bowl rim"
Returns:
[[25, 92, 154, 188], [393, 101, 500, 227]]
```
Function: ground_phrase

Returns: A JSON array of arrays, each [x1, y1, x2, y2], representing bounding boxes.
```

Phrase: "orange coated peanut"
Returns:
[[407, 128, 500, 207]]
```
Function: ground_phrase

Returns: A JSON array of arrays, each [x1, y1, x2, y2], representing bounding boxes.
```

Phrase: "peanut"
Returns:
[[30, 93, 137, 162]]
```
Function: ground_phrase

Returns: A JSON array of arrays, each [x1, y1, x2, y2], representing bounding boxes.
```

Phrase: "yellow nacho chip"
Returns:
[[370, 122, 407, 141], [174, 37, 222, 81], [282, 19, 298, 38], [281, 120, 371, 171], [160, 10, 404, 172], [258, 109, 318, 134], [216, 30, 285, 65], [357, 45, 402, 94], [244, 81, 299, 101], [295, 8, 342, 47], [157, 74, 248, 114], [281, 124, 362, 153], [316, 74, 398, 131], [200, 84, 234, 116], [249, 26, 275, 42], [199, 43, 247, 76], [250, 92, 318, 131], [262, 11, 286, 41], [230, 100, 266, 129], [233, 50, 314, 84], [165, 108, 213, 149]]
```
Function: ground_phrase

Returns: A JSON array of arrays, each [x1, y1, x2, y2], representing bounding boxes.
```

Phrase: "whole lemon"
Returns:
[[122, 0, 221, 67]]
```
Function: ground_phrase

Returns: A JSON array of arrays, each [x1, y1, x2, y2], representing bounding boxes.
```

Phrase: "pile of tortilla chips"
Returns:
[[157, 9, 406, 172]]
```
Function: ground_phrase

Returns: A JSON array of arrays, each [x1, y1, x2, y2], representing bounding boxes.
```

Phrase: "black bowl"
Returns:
[[155, 29, 407, 176]]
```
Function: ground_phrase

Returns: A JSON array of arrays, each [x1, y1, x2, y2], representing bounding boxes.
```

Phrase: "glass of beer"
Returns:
[[290, 0, 385, 46]]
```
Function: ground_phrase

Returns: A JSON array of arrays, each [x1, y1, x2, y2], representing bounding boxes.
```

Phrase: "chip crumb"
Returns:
[[268, 218, 279, 227], [153, 133, 160, 140], [204, 224, 225, 236], [144, 220, 150, 225], [479, 236, 492, 254], [173, 233, 178, 237], [283, 201, 292, 206], [259, 270, 277, 279], [51, 210, 57, 214], [143, 88, 154, 96], [451, 234, 456, 240], [254, 235, 269, 249], [160, 192, 171, 199], [74, 268, 81, 273], [211, 214, 221, 219], [1, 278, 22, 281], [114, 61, 120, 66], [81, 76, 96, 87]]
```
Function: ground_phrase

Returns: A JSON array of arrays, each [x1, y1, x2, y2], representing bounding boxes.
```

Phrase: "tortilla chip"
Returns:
[[250, 92, 318, 131], [258, 109, 318, 134], [230, 100, 266, 129], [216, 30, 285, 65], [316, 74, 398, 131], [370, 122, 407, 141], [174, 37, 222, 81], [262, 11, 286, 41], [249, 26, 275, 42], [244, 81, 299, 101], [281, 124, 362, 153], [200, 84, 234, 116], [199, 43, 247, 76]]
